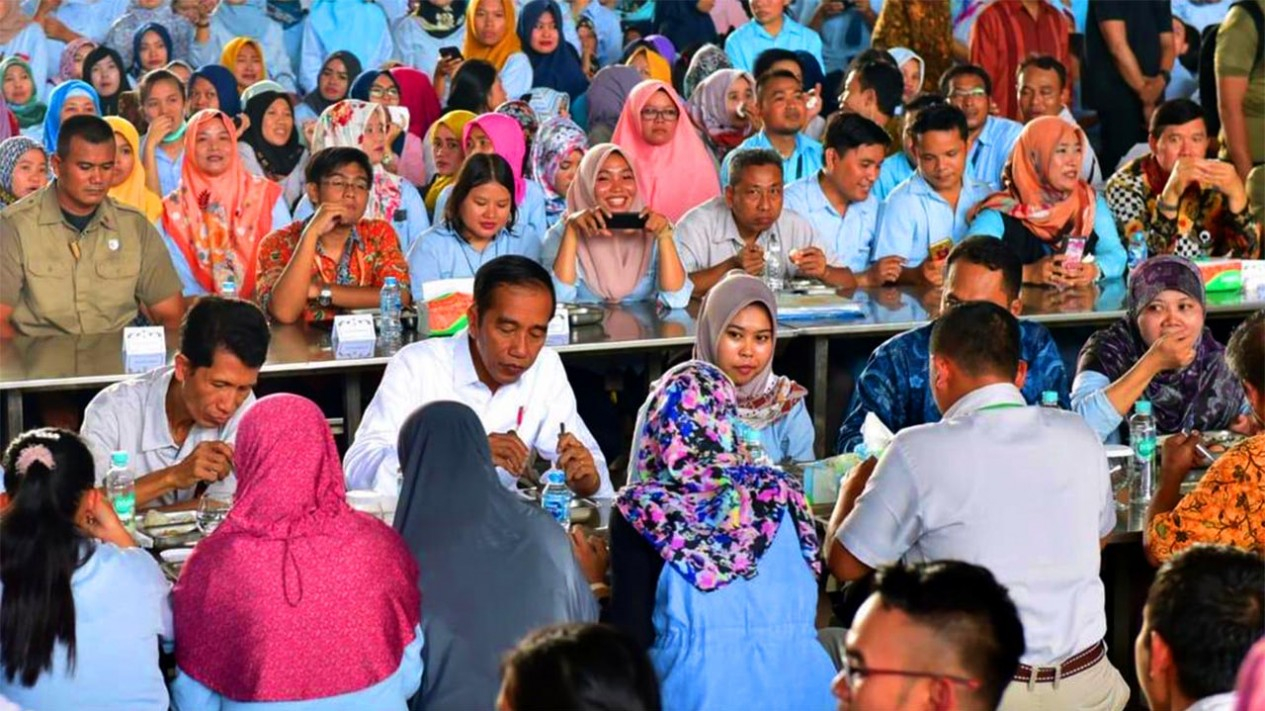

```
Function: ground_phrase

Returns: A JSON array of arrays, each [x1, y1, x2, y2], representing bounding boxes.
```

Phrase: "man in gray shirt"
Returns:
[[80, 298, 271, 508], [674, 147, 850, 296]]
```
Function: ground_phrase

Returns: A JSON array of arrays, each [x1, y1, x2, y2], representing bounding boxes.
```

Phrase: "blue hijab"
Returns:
[[517, 0, 589, 100], [307, 0, 388, 69], [131, 23, 173, 78], [42, 81, 101, 154], [212, 0, 269, 39], [349, 69, 406, 156], [191, 64, 241, 117]]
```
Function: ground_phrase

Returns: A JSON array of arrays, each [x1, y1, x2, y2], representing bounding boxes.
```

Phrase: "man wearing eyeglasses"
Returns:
[[941, 65, 1024, 191], [255, 146, 412, 324], [832, 561, 1025, 711]]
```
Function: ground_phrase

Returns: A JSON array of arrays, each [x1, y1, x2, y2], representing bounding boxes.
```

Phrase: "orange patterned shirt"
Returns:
[[1148, 434, 1265, 563], [255, 219, 411, 323]]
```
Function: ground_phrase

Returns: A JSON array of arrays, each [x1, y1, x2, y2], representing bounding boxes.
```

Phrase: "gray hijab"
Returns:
[[393, 401, 598, 711]]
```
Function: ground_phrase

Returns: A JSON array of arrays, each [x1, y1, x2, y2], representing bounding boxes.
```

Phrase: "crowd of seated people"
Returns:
[[0, 0, 1264, 709]]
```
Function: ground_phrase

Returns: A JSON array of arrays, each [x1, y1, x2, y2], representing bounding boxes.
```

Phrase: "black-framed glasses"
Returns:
[[639, 107, 679, 123], [321, 178, 372, 194], [840, 656, 981, 691], [369, 86, 401, 99]]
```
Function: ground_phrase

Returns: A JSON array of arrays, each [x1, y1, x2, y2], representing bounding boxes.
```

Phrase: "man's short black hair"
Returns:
[[726, 147, 783, 188], [940, 64, 993, 97], [850, 60, 905, 118], [1150, 98, 1206, 139], [947, 237, 1023, 301], [756, 69, 801, 101], [874, 561, 1025, 710], [904, 92, 948, 116], [848, 48, 897, 70], [1226, 310, 1265, 394], [753, 48, 801, 81], [57, 115, 114, 159], [930, 301, 1021, 380], [138, 68, 184, 104], [1147, 546, 1265, 701], [823, 112, 891, 157], [1017, 54, 1068, 90], [911, 103, 969, 143], [444, 153, 519, 237], [305, 147, 373, 187], [179, 297, 270, 370], [473, 255, 556, 315]]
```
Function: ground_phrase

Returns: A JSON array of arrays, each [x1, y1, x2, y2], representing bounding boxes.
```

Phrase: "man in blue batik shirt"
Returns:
[[836, 237, 1069, 453]]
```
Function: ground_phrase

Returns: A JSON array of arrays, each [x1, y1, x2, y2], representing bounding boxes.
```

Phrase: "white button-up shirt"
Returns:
[[837, 382, 1116, 666], [79, 366, 250, 506], [673, 196, 835, 276], [343, 332, 613, 498]]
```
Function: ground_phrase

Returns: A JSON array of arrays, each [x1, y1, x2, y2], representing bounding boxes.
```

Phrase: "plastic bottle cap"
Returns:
[[1041, 391, 1058, 405], [384, 276, 398, 287], [110, 451, 128, 467], [1135, 400, 1152, 416], [546, 469, 566, 485]]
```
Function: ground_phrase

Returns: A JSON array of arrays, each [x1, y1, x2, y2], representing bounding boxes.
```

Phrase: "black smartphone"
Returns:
[[604, 212, 648, 230], [439, 46, 463, 62]]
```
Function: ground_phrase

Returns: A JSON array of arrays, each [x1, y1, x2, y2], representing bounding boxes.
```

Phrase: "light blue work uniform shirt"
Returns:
[[967, 193, 1128, 280], [874, 152, 915, 201], [192, 18, 297, 92], [722, 16, 825, 74], [870, 172, 994, 266], [540, 221, 693, 308], [720, 131, 823, 186], [784, 173, 879, 274], [406, 221, 544, 300], [433, 179, 550, 254], [967, 115, 1024, 190]]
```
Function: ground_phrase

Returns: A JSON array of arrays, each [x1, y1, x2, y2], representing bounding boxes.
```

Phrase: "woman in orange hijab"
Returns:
[[462, 0, 533, 100], [159, 109, 289, 299], [967, 115, 1126, 286]]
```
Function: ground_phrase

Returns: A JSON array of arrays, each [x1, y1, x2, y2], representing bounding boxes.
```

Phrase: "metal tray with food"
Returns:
[[137, 510, 202, 550]]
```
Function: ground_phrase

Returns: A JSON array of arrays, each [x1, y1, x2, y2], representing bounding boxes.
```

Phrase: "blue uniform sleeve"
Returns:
[[158, 222, 208, 297], [499, 53, 534, 102], [965, 208, 1005, 239], [836, 345, 906, 454], [261, 23, 296, 92], [781, 399, 816, 463], [406, 229, 442, 299], [169, 670, 223, 711], [723, 27, 753, 72], [871, 191, 924, 265], [396, 181, 430, 254], [432, 186, 451, 226], [1091, 193, 1126, 280], [1071, 369, 1125, 442]]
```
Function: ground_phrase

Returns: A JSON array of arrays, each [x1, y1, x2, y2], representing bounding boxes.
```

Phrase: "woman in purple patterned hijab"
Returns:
[[1073, 255, 1248, 440]]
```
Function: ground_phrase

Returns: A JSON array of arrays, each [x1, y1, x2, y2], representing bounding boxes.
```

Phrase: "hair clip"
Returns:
[[15, 444, 55, 476]]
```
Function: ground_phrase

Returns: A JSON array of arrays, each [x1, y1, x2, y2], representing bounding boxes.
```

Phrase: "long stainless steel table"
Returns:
[[2, 282, 1262, 450]]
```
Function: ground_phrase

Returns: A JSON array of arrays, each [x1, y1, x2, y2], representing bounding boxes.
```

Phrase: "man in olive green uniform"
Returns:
[[1216, 0, 1265, 180], [0, 114, 185, 337]]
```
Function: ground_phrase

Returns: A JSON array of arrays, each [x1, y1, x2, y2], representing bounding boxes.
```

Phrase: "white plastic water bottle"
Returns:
[[104, 451, 136, 527], [1129, 401, 1157, 503], [1040, 391, 1059, 409], [221, 274, 237, 299], [764, 233, 785, 292], [540, 468, 572, 528], [379, 276, 402, 344], [737, 422, 775, 467], [1127, 232, 1148, 272]]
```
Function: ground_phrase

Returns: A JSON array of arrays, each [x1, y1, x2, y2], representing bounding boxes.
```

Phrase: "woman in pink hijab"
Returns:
[[544, 143, 690, 308], [610, 80, 720, 223], [171, 394, 422, 709]]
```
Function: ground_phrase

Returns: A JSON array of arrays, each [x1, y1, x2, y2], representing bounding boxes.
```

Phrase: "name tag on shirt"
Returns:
[[122, 327, 166, 373], [332, 314, 376, 359]]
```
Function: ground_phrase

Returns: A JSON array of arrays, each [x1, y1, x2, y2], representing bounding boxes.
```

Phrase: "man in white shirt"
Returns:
[[344, 256, 611, 498], [1135, 546, 1263, 711], [1016, 55, 1103, 187], [675, 147, 849, 297], [825, 301, 1129, 711], [80, 297, 269, 508]]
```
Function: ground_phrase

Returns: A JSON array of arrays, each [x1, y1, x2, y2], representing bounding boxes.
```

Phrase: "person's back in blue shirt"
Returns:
[[874, 151, 914, 200]]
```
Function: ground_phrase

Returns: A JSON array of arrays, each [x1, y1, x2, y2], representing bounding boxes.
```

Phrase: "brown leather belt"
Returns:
[[1013, 641, 1106, 684]]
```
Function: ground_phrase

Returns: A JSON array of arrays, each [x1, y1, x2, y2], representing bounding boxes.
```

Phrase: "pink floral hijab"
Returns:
[[312, 99, 404, 223]]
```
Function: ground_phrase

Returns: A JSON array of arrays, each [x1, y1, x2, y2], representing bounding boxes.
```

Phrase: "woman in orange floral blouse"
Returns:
[[1146, 310, 1265, 565], [255, 146, 411, 324]]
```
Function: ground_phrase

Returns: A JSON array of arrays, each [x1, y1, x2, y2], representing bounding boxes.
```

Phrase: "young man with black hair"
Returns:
[[827, 299, 1126, 710], [721, 69, 823, 185], [941, 64, 1024, 190], [0, 114, 185, 338], [838, 58, 904, 147], [873, 92, 946, 200], [833, 560, 1026, 711], [80, 297, 270, 508], [345, 255, 611, 500], [1135, 545, 1264, 711]]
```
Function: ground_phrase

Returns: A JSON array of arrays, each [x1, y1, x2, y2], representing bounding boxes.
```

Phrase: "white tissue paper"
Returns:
[[860, 412, 895, 458]]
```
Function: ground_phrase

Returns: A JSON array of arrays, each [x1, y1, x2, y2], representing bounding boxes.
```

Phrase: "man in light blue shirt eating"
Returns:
[[941, 64, 1023, 191], [785, 113, 901, 288], [871, 104, 994, 287]]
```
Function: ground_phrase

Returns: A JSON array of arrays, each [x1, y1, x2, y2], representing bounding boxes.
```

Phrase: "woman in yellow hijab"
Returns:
[[422, 109, 477, 216], [221, 37, 269, 93], [104, 116, 163, 222], [626, 46, 672, 84], [461, 0, 532, 99]]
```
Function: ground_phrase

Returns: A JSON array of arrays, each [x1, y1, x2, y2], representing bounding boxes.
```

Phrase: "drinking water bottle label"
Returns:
[[540, 469, 572, 528], [1134, 436, 1156, 459], [112, 490, 136, 522]]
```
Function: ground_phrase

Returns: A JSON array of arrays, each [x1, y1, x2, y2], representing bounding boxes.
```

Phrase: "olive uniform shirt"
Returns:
[[0, 185, 182, 336]]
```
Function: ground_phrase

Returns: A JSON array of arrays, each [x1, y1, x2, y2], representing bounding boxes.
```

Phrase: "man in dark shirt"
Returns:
[[1084, 0, 1175, 173]]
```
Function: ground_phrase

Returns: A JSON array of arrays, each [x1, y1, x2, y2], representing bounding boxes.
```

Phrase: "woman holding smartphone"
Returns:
[[543, 143, 691, 307], [966, 115, 1125, 285]]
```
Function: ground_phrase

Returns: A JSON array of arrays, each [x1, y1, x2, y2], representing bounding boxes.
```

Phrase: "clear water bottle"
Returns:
[[1040, 391, 1059, 409], [1127, 232, 1148, 272], [104, 451, 136, 528], [540, 468, 572, 528], [379, 276, 403, 345], [1129, 401, 1157, 504], [220, 274, 237, 299], [764, 233, 785, 292], [737, 422, 775, 467]]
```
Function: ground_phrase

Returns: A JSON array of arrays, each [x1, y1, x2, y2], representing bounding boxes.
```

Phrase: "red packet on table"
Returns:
[[928, 238, 953, 262], [1063, 237, 1087, 270]]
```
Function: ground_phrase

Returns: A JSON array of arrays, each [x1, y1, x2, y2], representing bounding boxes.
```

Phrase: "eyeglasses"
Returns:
[[321, 177, 372, 194], [369, 87, 401, 99], [840, 656, 981, 691], [639, 107, 679, 123], [949, 87, 988, 100]]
